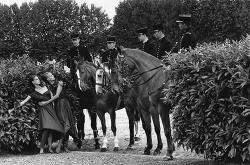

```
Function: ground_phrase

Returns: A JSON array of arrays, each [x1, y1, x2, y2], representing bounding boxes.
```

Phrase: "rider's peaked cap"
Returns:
[[137, 27, 148, 35], [153, 23, 163, 31], [70, 32, 79, 39], [176, 14, 192, 25], [107, 36, 116, 42]]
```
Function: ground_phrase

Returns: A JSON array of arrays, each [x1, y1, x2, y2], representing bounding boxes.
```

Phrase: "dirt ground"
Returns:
[[1, 109, 216, 165]]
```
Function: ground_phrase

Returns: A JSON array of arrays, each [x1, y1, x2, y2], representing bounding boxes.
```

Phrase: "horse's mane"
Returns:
[[121, 48, 165, 95], [121, 48, 163, 67]]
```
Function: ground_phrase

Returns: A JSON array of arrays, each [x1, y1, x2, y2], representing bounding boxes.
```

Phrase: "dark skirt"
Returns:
[[55, 97, 78, 138], [38, 102, 65, 138]]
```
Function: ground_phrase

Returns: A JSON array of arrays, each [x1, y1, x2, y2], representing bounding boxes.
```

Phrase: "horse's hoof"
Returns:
[[55, 148, 60, 154], [153, 149, 161, 155], [76, 140, 82, 149], [134, 136, 141, 141], [113, 147, 119, 152], [101, 147, 107, 152], [143, 149, 151, 155], [127, 145, 134, 150], [95, 144, 100, 149], [163, 155, 174, 161]]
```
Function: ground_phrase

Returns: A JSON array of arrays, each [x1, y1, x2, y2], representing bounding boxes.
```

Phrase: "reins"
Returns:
[[118, 54, 163, 88]]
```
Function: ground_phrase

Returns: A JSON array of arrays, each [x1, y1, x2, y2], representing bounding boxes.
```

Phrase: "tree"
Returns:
[[0, 0, 111, 61], [112, 0, 181, 47], [113, 0, 250, 47]]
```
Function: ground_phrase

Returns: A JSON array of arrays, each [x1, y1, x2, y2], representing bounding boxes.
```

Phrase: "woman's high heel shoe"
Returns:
[[48, 148, 54, 153]]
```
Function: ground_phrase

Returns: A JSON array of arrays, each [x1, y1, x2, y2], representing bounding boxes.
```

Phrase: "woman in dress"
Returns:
[[19, 74, 65, 154], [41, 72, 82, 152]]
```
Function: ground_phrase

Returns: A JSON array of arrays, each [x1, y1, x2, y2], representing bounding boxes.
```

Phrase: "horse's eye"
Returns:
[[97, 75, 102, 78]]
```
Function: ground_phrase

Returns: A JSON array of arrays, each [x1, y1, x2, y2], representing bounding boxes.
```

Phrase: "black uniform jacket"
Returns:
[[172, 30, 197, 53], [139, 40, 156, 56], [155, 36, 172, 59], [101, 47, 120, 69], [66, 45, 92, 82]]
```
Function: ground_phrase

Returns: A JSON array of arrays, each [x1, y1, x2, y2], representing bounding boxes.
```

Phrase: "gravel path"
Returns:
[[0, 109, 211, 165]]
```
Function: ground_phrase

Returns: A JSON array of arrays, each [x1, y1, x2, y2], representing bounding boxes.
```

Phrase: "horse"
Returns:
[[79, 61, 139, 152], [75, 61, 100, 149], [116, 48, 174, 160]]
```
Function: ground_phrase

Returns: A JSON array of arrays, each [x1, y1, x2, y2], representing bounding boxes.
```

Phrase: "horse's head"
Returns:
[[95, 67, 105, 94], [117, 48, 165, 95], [77, 61, 96, 91], [95, 64, 114, 94]]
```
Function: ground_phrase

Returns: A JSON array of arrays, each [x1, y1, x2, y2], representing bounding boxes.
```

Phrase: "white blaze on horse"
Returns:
[[78, 61, 138, 152], [75, 61, 100, 149], [94, 64, 121, 151]]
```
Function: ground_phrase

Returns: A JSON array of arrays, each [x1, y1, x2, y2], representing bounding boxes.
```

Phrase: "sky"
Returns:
[[0, 0, 121, 20]]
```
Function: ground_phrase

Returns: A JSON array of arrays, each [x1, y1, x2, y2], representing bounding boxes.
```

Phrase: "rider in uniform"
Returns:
[[137, 27, 156, 56], [100, 36, 121, 93], [67, 32, 93, 86], [101, 36, 120, 69], [66, 32, 99, 147], [171, 14, 197, 53], [152, 23, 172, 60]]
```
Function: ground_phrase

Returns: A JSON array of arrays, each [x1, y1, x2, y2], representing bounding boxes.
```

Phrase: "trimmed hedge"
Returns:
[[0, 55, 70, 152], [163, 36, 250, 162]]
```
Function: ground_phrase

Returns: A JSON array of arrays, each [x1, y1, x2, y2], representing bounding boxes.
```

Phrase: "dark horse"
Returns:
[[74, 61, 100, 149], [117, 48, 174, 160], [79, 61, 138, 152]]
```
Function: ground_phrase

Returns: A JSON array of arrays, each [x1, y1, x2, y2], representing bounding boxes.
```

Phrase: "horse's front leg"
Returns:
[[89, 109, 100, 149], [125, 106, 135, 149], [97, 111, 108, 152], [150, 106, 163, 156], [139, 108, 153, 155], [110, 111, 119, 151], [159, 103, 174, 160], [76, 109, 85, 140]]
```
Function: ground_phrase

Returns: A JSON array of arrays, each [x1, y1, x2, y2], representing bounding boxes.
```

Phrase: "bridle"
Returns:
[[95, 65, 112, 94], [118, 53, 163, 89]]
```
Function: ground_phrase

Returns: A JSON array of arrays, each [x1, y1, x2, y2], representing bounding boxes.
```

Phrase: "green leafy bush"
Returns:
[[0, 55, 70, 153], [163, 35, 250, 162]]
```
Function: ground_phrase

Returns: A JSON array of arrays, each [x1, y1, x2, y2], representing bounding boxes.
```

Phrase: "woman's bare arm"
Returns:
[[19, 95, 32, 106], [38, 81, 63, 106]]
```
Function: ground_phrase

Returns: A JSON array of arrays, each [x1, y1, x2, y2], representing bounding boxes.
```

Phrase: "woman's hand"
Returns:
[[38, 101, 48, 106]]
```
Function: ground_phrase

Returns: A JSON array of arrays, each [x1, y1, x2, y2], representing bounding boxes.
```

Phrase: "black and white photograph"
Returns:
[[0, 0, 250, 164]]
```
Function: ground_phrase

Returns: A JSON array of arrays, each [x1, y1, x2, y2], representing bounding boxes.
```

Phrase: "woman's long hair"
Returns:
[[41, 72, 59, 94], [26, 74, 45, 94]]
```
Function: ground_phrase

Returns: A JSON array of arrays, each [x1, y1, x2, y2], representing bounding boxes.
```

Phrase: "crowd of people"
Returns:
[[17, 14, 197, 154]]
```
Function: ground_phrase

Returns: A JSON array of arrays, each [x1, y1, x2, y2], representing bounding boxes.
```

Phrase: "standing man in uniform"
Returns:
[[171, 14, 197, 53], [152, 23, 172, 60], [66, 32, 99, 149], [137, 27, 156, 56]]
